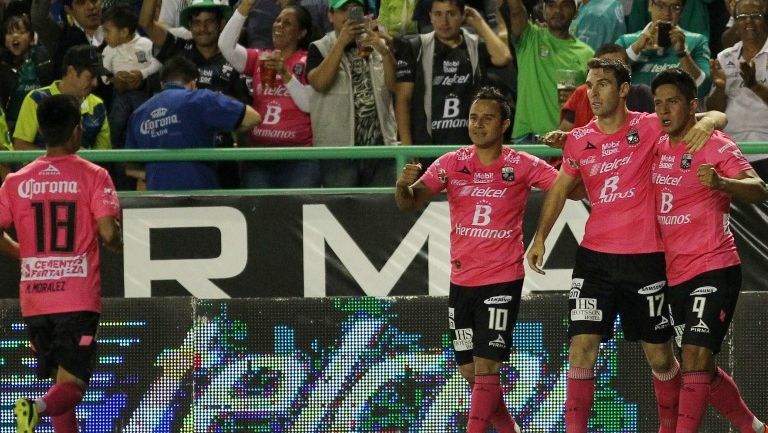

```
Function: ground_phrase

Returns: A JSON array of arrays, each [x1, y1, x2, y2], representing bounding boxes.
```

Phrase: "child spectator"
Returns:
[[101, 5, 161, 148]]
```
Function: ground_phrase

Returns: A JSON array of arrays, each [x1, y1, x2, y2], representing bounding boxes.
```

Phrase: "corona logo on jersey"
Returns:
[[18, 179, 78, 199]]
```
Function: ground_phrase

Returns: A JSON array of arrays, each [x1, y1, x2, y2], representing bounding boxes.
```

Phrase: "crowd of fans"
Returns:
[[0, 0, 765, 190]]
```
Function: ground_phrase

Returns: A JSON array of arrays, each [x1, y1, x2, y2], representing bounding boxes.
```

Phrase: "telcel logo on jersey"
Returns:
[[18, 179, 78, 199], [596, 152, 633, 174], [653, 173, 682, 186], [461, 186, 508, 198]]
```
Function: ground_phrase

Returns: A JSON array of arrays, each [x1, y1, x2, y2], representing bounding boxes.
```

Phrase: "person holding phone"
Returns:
[[615, 0, 712, 98]]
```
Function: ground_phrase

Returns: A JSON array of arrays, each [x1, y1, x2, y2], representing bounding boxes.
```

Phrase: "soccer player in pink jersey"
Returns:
[[527, 58, 728, 433], [651, 68, 768, 433], [396, 86, 583, 433], [1, 95, 122, 433]]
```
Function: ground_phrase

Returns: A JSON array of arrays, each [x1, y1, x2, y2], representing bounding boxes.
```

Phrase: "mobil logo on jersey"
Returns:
[[601, 140, 621, 157]]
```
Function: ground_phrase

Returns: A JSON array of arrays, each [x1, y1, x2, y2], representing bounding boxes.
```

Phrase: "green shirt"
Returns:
[[615, 28, 711, 98], [0, 108, 10, 150], [626, 0, 714, 37], [13, 81, 111, 149], [513, 22, 594, 139]]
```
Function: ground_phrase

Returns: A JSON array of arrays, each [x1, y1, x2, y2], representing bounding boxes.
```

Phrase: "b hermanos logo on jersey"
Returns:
[[18, 179, 78, 199]]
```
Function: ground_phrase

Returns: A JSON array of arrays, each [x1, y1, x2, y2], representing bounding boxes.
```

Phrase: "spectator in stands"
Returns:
[[708, 0, 768, 177], [616, 0, 712, 98], [125, 57, 261, 191], [219, 0, 320, 188], [721, 0, 740, 49], [13, 44, 111, 150], [378, 0, 419, 36], [31, 0, 104, 78], [101, 5, 161, 149], [507, 0, 594, 142], [0, 13, 55, 134], [560, 43, 654, 131], [626, 0, 712, 39], [140, 0, 249, 188], [569, 0, 626, 51], [394, 0, 511, 148], [157, 0, 194, 38], [307, 0, 398, 187]]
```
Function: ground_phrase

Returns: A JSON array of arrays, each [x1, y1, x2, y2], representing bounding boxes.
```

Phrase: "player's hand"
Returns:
[[396, 163, 422, 188], [526, 240, 546, 275], [541, 130, 568, 149], [684, 116, 714, 152], [697, 163, 723, 189], [710, 59, 726, 89]]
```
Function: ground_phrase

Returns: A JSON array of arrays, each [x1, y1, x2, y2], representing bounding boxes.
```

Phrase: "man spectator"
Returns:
[[31, 0, 104, 74], [13, 45, 111, 151], [650, 67, 768, 433], [569, 0, 626, 51], [395, 0, 511, 148], [527, 58, 726, 433], [6, 94, 122, 433], [616, 0, 712, 98], [308, 0, 398, 187], [708, 0, 768, 177], [560, 43, 654, 131], [125, 57, 261, 190], [506, 0, 594, 142]]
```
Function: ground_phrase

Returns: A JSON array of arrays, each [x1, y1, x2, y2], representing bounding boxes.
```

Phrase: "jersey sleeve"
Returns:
[[525, 153, 558, 190], [90, 168, 121, 220], [394, 37, 417, 83], [710, 138, 753, 179], [13, 92, 40, 143], [562, 134, 582, 178], [419, 153, 452, 193]]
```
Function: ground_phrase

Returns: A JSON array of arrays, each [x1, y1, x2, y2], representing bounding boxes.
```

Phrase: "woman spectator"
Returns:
[[219, 0, 319, 188], [0, 13, 54, 134]]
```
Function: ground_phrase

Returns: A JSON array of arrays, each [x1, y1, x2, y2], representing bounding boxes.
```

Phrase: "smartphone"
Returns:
[[657, 22, 672, 48], [347, 5, 365, 24]]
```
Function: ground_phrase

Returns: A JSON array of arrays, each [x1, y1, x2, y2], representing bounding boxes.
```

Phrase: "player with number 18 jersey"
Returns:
[[0, 155, 121, 317]]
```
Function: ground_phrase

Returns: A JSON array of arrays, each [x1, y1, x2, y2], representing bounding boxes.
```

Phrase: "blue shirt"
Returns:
[[125, 83, 245, 190]]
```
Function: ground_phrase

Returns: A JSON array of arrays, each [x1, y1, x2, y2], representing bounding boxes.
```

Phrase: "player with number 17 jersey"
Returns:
[[562, 111, 665, 253], [420, 145, 557, 287], [0, 155, 121, 317]]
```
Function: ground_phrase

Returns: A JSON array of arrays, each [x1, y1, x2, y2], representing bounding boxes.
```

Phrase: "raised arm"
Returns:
[[218, 1, 253, 72], [505, 0, 529, 40], [527, 169, 581, 274], [464, 6, 511, 66], [395, 163, 434, 211], [139, 0, 169, 49]]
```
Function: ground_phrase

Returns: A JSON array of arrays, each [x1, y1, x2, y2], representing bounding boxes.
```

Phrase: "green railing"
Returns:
[[2, 143, 766, 195]]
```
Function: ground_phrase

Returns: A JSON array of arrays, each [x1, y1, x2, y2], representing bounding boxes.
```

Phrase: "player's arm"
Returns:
[[395, 163, 434, 212], [685, 110, 727, 152], [98, 216, 122, 254], [698, 165, 768, 203], [527, 168, 581, 274], [237, 104, 262, 132], [0, 230, 19, 259]]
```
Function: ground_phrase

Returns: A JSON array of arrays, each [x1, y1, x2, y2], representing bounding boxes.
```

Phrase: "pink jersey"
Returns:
[[0, 155, 121, 317], [420, 146, 557, 286], [652, 131, 751, 285], [563, 111, 664, 254], [245, 49, 312, 147]]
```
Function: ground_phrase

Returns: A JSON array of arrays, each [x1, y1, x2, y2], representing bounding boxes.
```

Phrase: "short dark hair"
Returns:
[[160, 56, 199, 84], [587, 57, 631, 87], [472, 86, 512, 121], [594, 43, 626, 58], [651, 67, 697, 101], [2, 13, 32, 39], [282, 5, 317, 51], [429, 0, 466, 13], [102, 5, 138, 34], [37, 95, 81, 147]]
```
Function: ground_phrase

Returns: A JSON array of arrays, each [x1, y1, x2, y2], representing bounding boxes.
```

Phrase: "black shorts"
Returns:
[[24, 311, 100, 383], [449, 280, 523, 365], [568, 247, 672, 343], [668, 265, 741, 354]]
